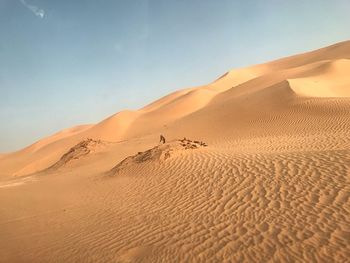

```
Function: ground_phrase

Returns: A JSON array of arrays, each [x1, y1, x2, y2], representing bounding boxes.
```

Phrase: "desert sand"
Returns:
[[0, 41, 349, 262]]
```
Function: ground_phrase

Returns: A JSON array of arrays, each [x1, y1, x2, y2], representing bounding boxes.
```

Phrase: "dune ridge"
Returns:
[[0, 40, 349, 262], [2, 41, 350, 177]]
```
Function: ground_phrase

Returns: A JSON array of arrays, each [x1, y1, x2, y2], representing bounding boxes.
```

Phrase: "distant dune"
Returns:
[[0, 41, 349, 262]]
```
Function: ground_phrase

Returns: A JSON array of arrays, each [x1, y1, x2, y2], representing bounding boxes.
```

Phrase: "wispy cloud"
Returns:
[[20, 0, 45, 19]]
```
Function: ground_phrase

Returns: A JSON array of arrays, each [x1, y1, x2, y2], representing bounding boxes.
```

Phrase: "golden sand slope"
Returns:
[[0, 41, 350, 262]]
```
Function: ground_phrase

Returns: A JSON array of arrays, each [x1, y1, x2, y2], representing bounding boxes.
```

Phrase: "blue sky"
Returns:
[[1, 0, 350, 152]]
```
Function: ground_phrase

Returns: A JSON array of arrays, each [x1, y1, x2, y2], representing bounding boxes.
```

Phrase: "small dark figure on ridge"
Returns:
[[159, 134, 166, 144]]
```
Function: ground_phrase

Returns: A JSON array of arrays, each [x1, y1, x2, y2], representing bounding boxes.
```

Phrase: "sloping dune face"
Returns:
[[0, 41, 350, 262], [288, 59, 350, 97]]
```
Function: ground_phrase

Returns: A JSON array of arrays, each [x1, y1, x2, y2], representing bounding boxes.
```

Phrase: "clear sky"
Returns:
[[1, 0, 350, 152]]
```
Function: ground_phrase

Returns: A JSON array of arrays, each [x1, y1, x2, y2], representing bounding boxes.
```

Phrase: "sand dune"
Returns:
[[0, 40, 349, 262], [262, 40, 350, 70], [22, 124, 94, 154], [289, 59, 350, 97]]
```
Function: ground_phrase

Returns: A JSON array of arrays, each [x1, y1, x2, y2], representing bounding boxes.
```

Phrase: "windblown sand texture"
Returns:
[[0, 41, 350, 262]]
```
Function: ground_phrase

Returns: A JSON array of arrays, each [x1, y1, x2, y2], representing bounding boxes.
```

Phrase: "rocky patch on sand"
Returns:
[[109, 138, 207, 175], [48, 138, 107, 171]]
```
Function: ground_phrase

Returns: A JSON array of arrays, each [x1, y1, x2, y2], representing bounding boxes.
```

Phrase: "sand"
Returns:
[[0, 40, 349, 262]]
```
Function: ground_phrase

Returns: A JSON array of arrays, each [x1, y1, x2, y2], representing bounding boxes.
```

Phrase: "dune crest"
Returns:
[[22, 124, 93, 154], [288, 59, 350, 97]]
